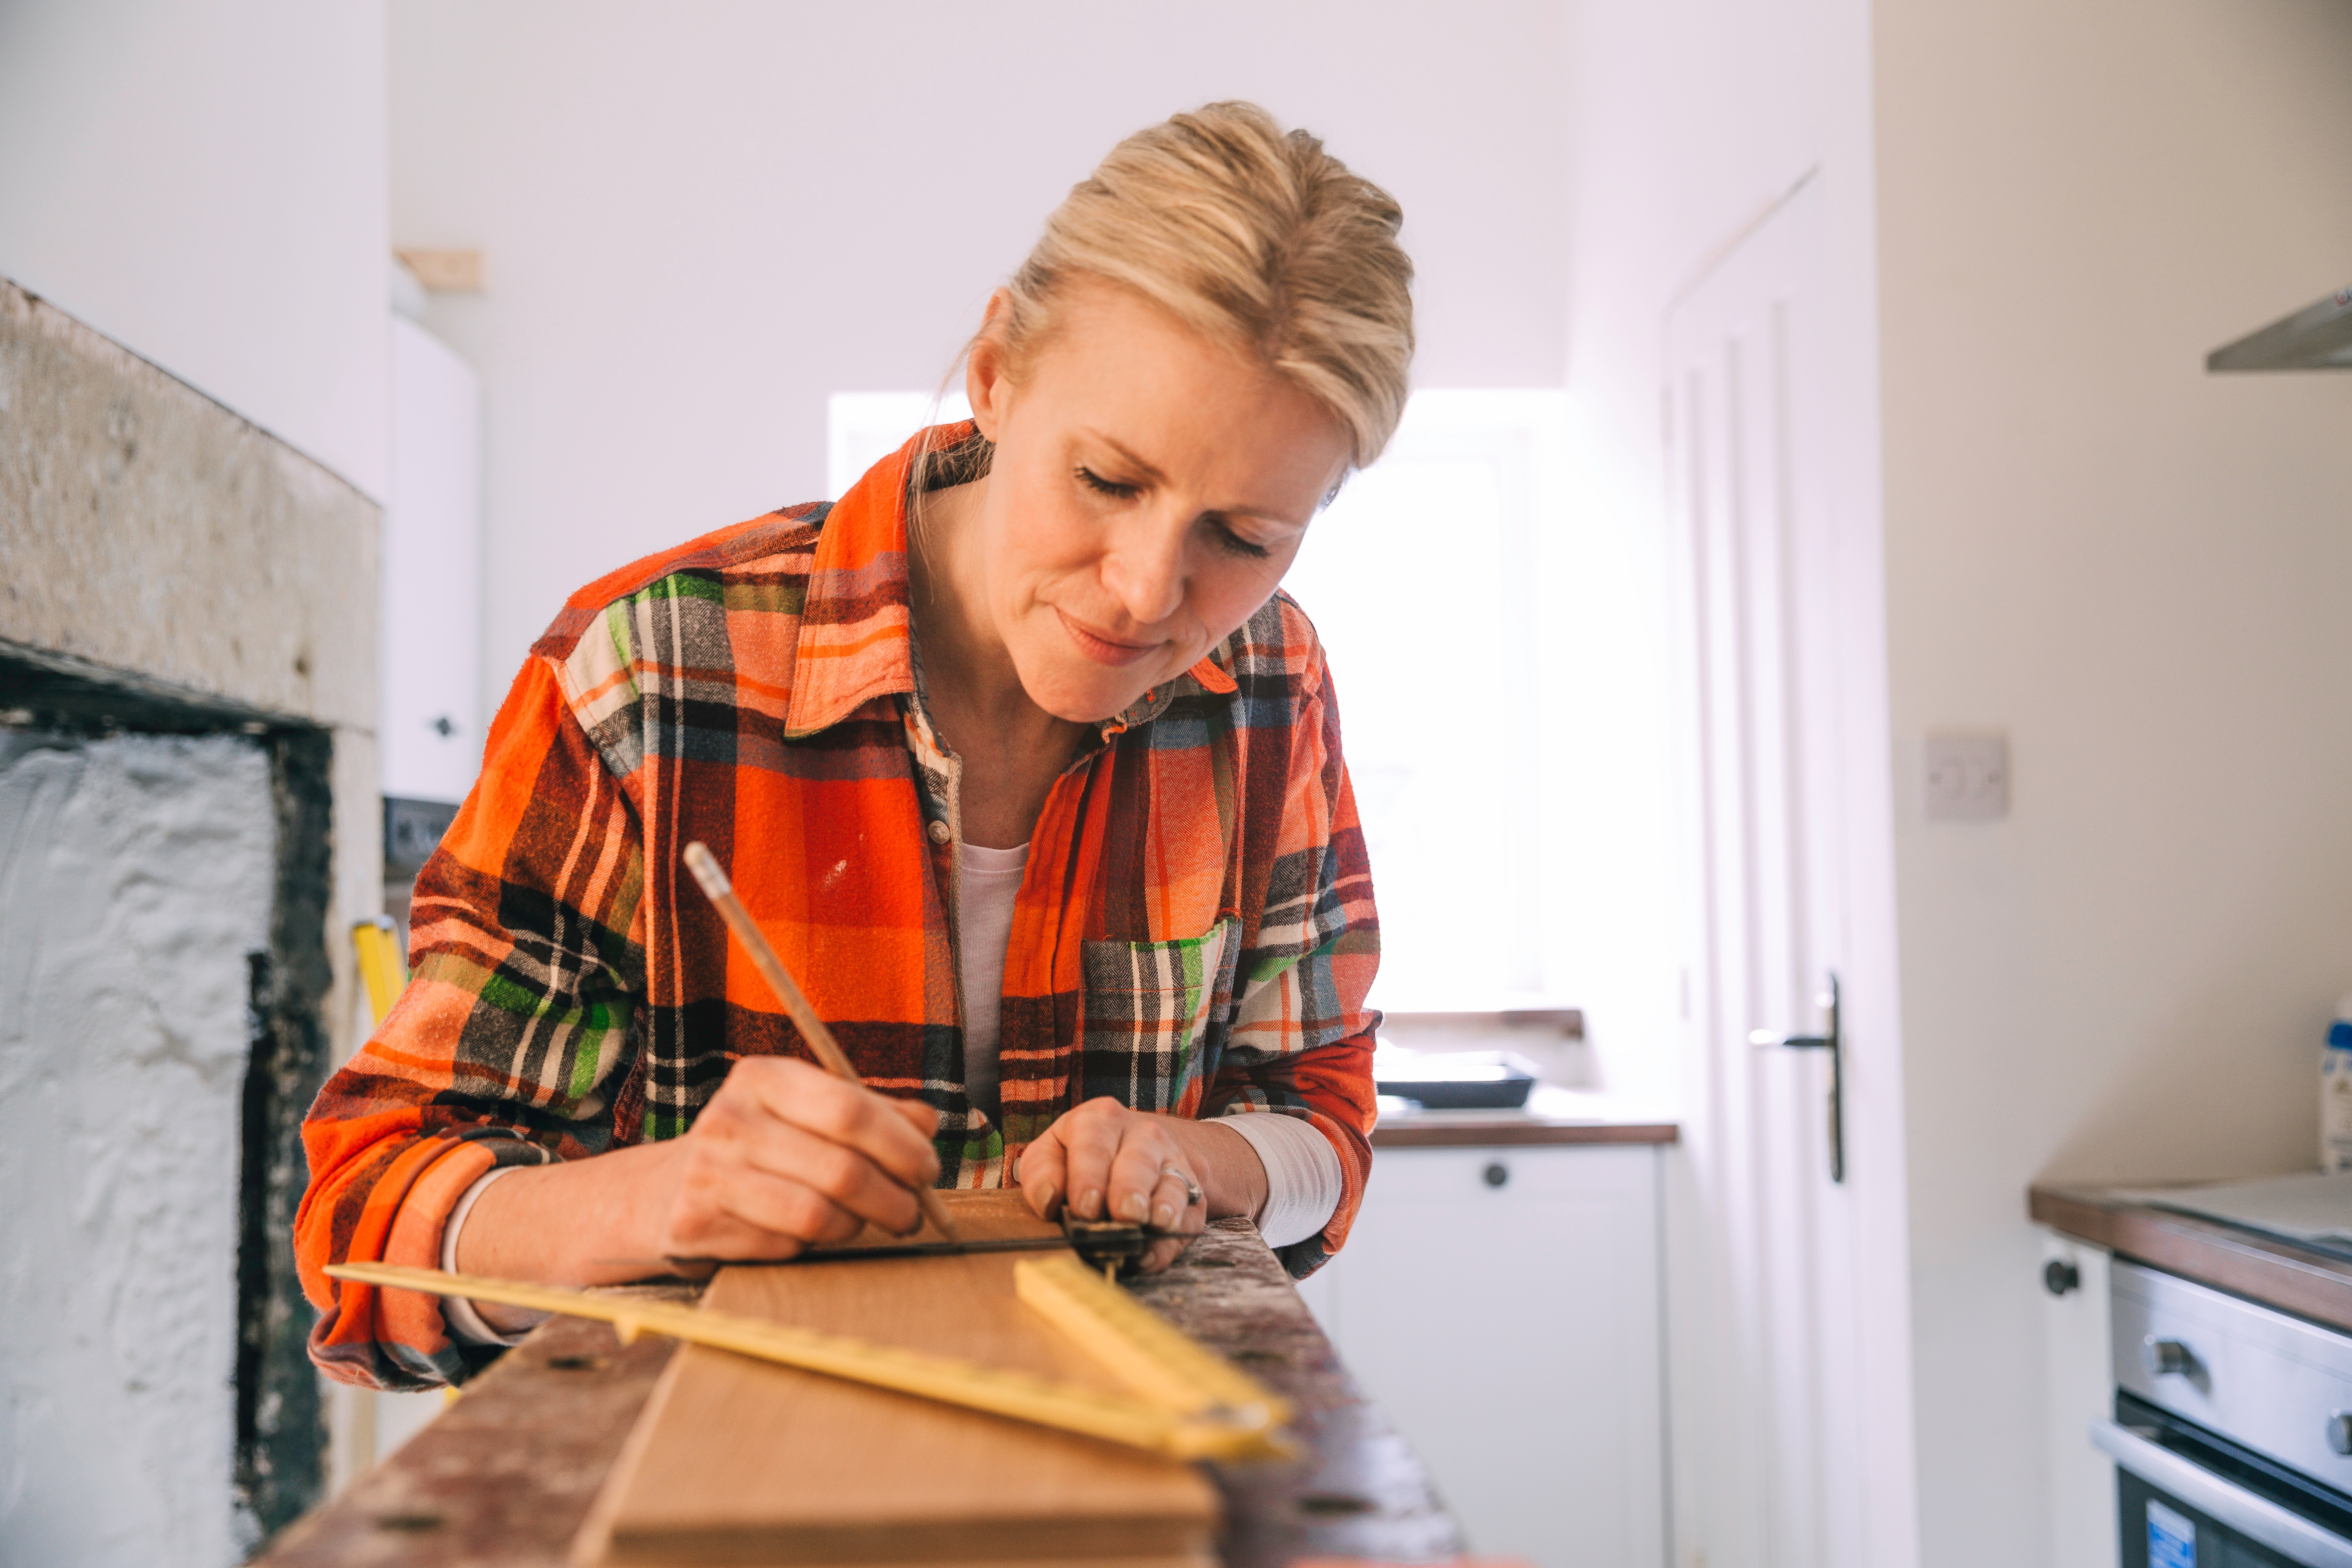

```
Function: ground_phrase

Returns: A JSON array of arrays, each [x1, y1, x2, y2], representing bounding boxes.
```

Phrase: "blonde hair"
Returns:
[[989, 101, 1415, 472]]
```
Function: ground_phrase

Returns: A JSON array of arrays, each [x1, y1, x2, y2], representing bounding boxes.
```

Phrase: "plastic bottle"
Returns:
[[2323, 993, 2352, 1173]]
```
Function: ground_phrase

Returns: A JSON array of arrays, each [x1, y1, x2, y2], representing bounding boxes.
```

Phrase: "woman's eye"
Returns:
[[1208, 518, 1272, 560], [1077, 466, 1140, 500]]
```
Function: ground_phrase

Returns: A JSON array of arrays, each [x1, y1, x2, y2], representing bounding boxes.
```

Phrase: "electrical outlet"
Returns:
[[1924, 732, 2008, 821]]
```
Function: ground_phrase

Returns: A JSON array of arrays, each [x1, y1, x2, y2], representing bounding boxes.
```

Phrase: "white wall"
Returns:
[[1875, 2, 2352, 1560], [0, 0, 391, 501], [387, 0, 1573, 706]]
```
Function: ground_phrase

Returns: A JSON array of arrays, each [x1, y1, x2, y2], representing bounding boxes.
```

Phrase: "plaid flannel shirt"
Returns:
[[296, 426, 1381, 1389]]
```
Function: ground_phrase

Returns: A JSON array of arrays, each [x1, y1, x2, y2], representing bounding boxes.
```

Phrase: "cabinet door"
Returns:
[[1312, 1145, 1664, 1568]]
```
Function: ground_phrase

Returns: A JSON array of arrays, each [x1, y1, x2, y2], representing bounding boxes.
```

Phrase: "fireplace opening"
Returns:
[[0, 644, 333, 1552]]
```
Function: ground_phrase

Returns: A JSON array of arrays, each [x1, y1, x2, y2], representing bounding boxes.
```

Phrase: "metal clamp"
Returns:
[[1749, 972, 1844, 1183]]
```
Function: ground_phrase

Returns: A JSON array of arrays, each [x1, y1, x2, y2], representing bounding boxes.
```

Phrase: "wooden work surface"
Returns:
[[2032, 1182, 2352, 1333], [256, 1217, 1461, 1568], [583, 1194, 1218, 1565]]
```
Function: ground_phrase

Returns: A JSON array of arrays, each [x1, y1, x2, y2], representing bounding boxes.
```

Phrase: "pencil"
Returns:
[[681, 840, 960, 1245]]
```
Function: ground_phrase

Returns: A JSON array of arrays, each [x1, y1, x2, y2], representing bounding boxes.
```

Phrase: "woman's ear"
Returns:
[[965, 289, 1016, 442]]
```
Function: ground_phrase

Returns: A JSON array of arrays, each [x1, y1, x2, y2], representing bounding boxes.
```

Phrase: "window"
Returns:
[[1281, 392, 1567, 1013]]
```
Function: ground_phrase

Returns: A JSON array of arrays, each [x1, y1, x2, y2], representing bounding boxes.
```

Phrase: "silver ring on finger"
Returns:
[[1158, 1165, 1205, 1207]]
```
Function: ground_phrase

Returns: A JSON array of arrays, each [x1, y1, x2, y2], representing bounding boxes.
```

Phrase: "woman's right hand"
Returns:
[[457, 1055, 941, 1288], [642, 1055, 942, 1262]]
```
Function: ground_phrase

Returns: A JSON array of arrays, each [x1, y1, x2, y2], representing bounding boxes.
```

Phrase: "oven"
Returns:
[[2099, 1259, 2352, 1566]]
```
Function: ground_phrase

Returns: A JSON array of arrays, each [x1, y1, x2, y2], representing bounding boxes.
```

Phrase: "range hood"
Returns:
[[2208, 284, 2352, 371]]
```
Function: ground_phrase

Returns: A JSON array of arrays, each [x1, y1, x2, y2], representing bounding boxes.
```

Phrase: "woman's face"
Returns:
[[960, 279, 1353, 725]]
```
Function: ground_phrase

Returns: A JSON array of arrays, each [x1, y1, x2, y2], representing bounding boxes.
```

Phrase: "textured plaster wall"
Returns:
[[0, 732, 275, 1565]]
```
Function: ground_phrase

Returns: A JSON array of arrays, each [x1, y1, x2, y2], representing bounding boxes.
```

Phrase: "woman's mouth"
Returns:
[[1054, 609, 1159, 668]]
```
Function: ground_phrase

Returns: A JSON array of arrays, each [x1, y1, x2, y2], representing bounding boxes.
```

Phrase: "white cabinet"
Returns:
[[2040, 1230, 2119, 1567], [1297, 1143, 1666, 1568]]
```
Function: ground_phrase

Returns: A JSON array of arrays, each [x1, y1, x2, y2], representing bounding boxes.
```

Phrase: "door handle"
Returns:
[[1749, 972, 1844, 1184]]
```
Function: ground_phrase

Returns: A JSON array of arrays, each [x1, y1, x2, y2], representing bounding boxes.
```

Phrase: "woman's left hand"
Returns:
[[1016, 1097, 1264, 1274]]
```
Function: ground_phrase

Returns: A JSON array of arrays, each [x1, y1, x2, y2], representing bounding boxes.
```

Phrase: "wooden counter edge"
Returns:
[[1372, 1119, 1679, 1149], [2030, 1182, 2352, 1335]]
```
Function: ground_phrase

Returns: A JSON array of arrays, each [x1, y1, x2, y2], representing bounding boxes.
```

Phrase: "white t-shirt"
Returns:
[[954, 840, 1031, 1127]]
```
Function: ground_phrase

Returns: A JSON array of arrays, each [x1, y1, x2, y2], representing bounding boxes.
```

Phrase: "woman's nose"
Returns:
[[1099, 521, 1187, 626]]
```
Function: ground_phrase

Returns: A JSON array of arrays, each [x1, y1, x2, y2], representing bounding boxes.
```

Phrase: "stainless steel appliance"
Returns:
[[2101, 1260, 2352, 1565]]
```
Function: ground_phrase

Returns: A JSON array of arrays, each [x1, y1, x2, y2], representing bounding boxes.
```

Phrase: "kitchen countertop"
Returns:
[[2032, 1182, 2352, 1333], [1372, 1084, 1680, 1149]]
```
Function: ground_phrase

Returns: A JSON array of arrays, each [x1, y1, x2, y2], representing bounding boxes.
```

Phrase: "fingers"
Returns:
[[659, 1058, 945, 1257], [658, 1150, 870, 1261], [738, 1117, 925, 1236], [733, 1057, 941, 1191], [1104, 1128, 1185, 1227], [1054, 1099, 1132, 1221], [706, 1147, 884, 1241], [1137, 1233, 1191, 1274], [1145, 1168, 1199, 1234], [1038, 1098, 1201, 1234], [1016, 1128, 1068, 1219], [888, 1095, 941, 1137]]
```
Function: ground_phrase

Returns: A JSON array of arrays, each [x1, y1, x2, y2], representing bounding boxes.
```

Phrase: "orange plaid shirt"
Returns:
[[296, 427, 1381, 1388]]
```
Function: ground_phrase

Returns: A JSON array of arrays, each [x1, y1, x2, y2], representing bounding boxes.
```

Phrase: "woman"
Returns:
[[298, 101, 1412, 1388]]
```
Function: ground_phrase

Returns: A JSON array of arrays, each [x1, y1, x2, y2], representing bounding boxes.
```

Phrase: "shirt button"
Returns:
[[926, 818, 952, 845]]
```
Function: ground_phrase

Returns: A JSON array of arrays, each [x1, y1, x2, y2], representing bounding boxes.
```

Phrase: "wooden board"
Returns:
[[575, 1192, 1219, 1567]]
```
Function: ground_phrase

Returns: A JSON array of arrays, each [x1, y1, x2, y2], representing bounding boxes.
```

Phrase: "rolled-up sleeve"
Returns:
[[295, 655, 648, 1390]]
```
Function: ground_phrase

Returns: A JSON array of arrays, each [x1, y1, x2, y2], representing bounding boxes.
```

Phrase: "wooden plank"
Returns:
[[577, 1192, 1218, 1566]]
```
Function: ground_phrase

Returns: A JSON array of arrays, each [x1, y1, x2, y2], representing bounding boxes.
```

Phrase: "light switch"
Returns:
[[1924, 733, 2008, 821]]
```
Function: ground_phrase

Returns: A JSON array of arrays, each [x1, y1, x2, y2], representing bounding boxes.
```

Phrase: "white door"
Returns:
[[1661, 180, 1918, 1568]]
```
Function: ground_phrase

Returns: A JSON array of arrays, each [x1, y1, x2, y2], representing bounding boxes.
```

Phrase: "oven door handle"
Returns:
[[2092, 1418, 2352, 1568]]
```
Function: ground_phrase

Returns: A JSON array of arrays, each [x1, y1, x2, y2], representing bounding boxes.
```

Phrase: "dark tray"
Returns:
[[1374, 1073, 1537, 1112]]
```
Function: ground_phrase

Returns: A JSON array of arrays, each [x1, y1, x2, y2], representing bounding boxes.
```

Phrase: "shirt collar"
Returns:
[[782, 422, 1241, 740]]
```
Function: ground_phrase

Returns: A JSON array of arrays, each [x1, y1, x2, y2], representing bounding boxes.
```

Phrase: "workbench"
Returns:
[[255, 1217, 1463, 1567]]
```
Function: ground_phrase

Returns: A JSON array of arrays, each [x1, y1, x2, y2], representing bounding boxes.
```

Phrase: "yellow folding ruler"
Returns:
[[326, 1254, 1298, 1463], [351, 915, 407, 1026]]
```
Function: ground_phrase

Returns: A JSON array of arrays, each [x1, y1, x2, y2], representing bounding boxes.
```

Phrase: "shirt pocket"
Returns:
[[1078, 918, 1239, 1112]]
